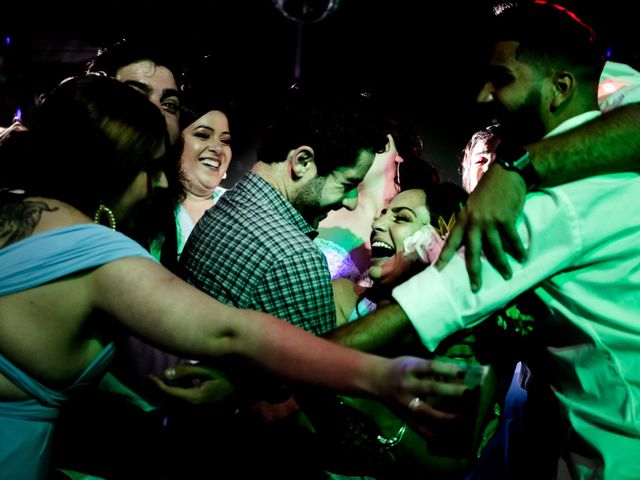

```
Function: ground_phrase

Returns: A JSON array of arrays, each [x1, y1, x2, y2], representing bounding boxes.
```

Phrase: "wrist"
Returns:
[[494, 146, 541, 192]]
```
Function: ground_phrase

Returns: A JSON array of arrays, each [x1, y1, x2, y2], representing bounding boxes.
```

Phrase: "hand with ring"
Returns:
[[408, 397, 425, 412]]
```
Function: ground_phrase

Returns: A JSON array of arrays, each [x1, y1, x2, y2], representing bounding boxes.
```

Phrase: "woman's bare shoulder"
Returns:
[[0, 196, 90, 247]]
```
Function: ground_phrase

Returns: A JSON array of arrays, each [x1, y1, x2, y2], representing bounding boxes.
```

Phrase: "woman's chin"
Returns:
[[368, 257, 391, 281], [367, 264, 382, 281], [370, 254, 415, 288]]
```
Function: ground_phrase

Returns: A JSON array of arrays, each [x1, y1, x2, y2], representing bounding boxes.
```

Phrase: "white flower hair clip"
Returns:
[[403, 224, 445, 265]]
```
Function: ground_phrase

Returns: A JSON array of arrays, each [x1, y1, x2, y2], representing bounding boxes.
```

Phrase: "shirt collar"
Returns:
[[545, 110, 601, 138], [241, 171, 317, 238]]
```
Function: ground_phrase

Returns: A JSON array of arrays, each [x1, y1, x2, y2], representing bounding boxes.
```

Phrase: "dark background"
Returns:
[[1, 0, 636, 183]]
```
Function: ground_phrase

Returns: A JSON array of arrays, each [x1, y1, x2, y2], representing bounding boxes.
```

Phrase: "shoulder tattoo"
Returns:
[[0, 200, 59, 246]]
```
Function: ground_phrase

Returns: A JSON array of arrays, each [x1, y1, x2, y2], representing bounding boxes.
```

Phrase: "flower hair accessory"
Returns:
[[402, 225, 445, 265], [403, 214, 456, 265]]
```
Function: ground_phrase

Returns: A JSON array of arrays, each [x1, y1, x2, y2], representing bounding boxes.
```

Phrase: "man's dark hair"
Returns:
[[256, 86, 388, 177], [491, 1, 605, 82], [85, 36, 182, 78], [178, 87, 236, 133]]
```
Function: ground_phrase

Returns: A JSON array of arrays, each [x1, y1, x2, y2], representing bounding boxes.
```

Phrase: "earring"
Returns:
[[222, 172, 228, 180], [394, 161, 401, 187], [93, 203, 117, 230]]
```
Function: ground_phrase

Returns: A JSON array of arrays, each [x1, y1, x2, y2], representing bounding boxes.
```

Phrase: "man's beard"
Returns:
[[293, 175, 325, 228], [497, 89, 547, 146]]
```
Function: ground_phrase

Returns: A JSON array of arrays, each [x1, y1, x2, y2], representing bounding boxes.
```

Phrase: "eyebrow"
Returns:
[[194, 125, 232, 136], [160, 88, 179, 100], [122, 80, 179, 100], [123, 80, 151, 95], [391, 206, 417, 216]]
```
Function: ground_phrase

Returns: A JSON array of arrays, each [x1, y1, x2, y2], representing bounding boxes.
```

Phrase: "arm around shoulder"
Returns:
[[529, 103, 640, 186]]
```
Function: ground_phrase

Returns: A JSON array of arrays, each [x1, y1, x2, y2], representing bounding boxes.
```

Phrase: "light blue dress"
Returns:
[[0, 224, 152, 480]]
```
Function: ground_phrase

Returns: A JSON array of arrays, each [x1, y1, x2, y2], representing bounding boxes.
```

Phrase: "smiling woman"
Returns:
[[172, 89, 235, 256], [368, 189, 432, 286], [332, 180, 467, 325]]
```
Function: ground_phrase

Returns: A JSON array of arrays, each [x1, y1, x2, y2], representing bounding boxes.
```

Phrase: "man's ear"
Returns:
[[290, 146, 316, 180], [551, 72, 575, 110]]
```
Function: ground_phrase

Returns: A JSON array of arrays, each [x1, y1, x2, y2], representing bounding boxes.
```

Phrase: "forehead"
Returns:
[[486, 40, 536, 85], [488, 40, 535, 79], [115, 60, 177, 89], [389, 189, 427, 208], [490, 40, 520, 65], [471, 139, 491, 154], [189, 110, 230, 129]]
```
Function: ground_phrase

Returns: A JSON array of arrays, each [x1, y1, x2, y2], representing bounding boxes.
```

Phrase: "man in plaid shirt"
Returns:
[[180, 89, 387, 336]]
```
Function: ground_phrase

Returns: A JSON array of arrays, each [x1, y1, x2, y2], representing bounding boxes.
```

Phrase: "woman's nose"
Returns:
[[372, 216, 387, 232], [208, 142, 222, 153]]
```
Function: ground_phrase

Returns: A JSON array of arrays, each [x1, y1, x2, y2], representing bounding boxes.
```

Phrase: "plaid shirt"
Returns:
[[180, 171, 336, 335]]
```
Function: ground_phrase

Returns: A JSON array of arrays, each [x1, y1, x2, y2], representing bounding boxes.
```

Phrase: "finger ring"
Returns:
[[408, 397, 424, 412]]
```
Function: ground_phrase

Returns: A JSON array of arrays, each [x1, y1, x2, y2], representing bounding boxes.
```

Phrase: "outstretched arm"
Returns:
[[327, 302, 416, 353], [92, 257, 468, 426], [436, 103, 640, 291]]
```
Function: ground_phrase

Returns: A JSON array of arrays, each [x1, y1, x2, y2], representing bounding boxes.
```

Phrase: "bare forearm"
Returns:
[[529, 103, 640, 186], [234, 309, 386, 398], [325, 303, 413, 353], [221, 309, 472, 424]]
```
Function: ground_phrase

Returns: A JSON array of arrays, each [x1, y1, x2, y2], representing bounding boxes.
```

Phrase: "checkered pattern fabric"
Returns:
[[180, 171, 336, 335]]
